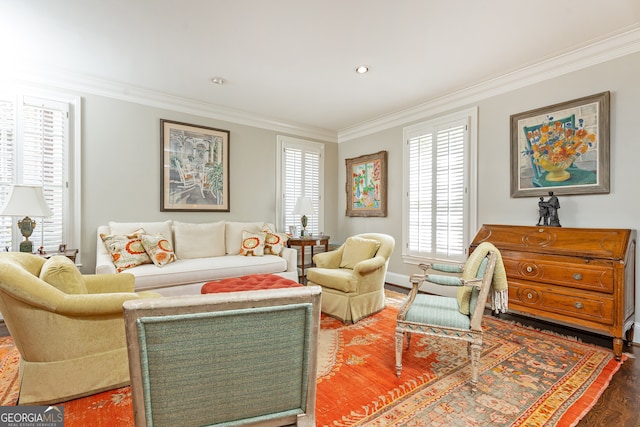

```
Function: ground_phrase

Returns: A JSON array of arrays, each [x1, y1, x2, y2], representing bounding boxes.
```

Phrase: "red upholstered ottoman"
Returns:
[[201, 274, 302, 294]]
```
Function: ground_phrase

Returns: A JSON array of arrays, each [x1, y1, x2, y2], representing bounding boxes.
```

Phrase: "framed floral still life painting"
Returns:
[[345, 150, 387, 217], [510, 91, 610, 198], [160, 119, 230, 211]]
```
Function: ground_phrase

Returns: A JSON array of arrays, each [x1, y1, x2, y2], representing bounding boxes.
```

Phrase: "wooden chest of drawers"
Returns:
[[471, 224, 636, 360]]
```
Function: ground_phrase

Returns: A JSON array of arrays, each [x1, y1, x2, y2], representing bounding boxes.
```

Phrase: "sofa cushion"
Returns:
[[173, 221, 225, 259], [40, 256, 87, 294], [101, 231, 152, 272], [125, 255, 289, 292], [141, 233, 176, 267], [109, 220, 173, 246], [339, 236, 381, 269], [240, 231, 266, 256], [225, 222, 265, 255]]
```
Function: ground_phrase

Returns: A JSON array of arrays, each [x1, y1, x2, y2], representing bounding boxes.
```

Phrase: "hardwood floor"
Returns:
[[386, 284, 640, 427], [2, 288, 638, 425]]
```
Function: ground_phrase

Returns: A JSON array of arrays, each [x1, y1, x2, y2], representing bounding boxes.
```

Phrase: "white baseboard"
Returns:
[[385, 272, 410, 289]]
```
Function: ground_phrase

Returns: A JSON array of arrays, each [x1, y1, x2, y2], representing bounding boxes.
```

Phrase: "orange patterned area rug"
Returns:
[[0, 294, 625, 427]]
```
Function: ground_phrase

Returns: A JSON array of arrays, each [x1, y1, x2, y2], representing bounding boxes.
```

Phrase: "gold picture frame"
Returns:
[[345, 150, 387, 217], [510, 91, 610, 197], [160, 119, 230, 211]]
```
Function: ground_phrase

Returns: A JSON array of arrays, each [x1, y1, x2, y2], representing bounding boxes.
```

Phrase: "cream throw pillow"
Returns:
[[339, 236, 381, 269], [173, 221, 225, 259]]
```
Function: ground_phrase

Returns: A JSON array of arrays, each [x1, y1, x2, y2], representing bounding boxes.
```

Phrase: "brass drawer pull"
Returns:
[[574, 301, 584, 309], [573, 273, 583, 280]]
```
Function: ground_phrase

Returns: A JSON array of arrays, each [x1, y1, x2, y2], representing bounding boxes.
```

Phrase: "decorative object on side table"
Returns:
[[293, 196, 316, 237], [0, 185, 53, 252], [536, 191, 561, 227]]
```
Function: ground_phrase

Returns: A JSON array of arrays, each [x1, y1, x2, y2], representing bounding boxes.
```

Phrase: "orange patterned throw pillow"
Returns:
[[263, 230, 289, 256], [100, 229, 152, 272], [240, 231, 266, 256], [141, 233, 176, 267]]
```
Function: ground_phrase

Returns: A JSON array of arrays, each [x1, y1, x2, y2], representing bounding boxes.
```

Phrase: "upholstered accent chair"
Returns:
[[306, 233, 395, 323], [395, 243, 505, 392], [0, 252, 162, 405], [123, 286, 321, 427]]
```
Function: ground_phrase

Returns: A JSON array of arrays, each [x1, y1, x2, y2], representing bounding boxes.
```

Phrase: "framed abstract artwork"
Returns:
[[345, 150, 387, 217], [510, 91, 610, 197], [160, 119, 230, 211]]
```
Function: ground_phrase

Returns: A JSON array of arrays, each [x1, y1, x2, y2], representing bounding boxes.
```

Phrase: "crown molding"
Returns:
[[4, 67, 338, 143], [4, 24, 639, 145], [338, 25, 640, 143]]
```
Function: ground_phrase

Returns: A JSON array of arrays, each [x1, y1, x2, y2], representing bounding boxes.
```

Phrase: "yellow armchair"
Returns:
[[306, 233, 395, 323], [0, 252, 162, 405]]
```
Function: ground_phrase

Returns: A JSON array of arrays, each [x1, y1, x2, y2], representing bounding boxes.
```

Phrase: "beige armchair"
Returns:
[[0, 252, 162, 405], [306, 233, 395, 323]]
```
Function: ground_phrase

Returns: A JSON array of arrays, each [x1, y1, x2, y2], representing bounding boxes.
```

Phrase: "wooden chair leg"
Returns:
[[469, 341, 481, 393], [395, 330, 404, 377]]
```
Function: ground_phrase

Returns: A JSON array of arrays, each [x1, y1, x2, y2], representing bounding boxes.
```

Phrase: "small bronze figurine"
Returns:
[[536, 191, 561, 227]]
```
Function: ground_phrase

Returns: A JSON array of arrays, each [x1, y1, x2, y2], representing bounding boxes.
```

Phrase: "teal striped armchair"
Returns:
[[395, 244, 503, 392], [123, 286, 321, 427]]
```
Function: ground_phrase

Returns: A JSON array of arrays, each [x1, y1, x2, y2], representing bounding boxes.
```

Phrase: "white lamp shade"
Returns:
[[0, 185, 53, 217], [292, 197, 315, 216]]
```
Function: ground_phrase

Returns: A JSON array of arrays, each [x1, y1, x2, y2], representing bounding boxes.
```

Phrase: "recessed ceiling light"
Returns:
[[211, 77, 225, 85], [355, 65, 370, 74]]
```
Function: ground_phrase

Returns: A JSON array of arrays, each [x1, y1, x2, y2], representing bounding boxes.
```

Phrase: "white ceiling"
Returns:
[[2, 0, 640, 140]]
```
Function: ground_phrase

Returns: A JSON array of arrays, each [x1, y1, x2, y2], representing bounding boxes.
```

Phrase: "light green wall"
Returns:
[[80, 93, 338, 272]]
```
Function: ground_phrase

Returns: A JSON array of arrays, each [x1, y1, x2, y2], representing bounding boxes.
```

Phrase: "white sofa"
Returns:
[[96, 220, 298, 296]]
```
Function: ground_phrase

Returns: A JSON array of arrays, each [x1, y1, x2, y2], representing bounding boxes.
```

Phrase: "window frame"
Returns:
[[276, 135, 324, 235], [402, 107, 478, 265], [0, 87, 81, 261]]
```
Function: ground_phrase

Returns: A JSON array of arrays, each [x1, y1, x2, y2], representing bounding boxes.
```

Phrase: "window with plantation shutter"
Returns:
[[403, 108, 477, 264], [0, 93, 78, 254], [277, 136, 324, 235]]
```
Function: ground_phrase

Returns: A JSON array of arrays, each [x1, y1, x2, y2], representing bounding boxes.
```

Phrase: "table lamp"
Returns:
[[0, 185, 53, 253], [293, 196, 316, 237]]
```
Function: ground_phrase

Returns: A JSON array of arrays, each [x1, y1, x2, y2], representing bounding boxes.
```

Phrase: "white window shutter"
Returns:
[[0, 99, 15, 250], [435, 123, 465, 258], [0, 95, 69, 252], [405, 116, 469, 262], [278, 136, 324, 235]]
